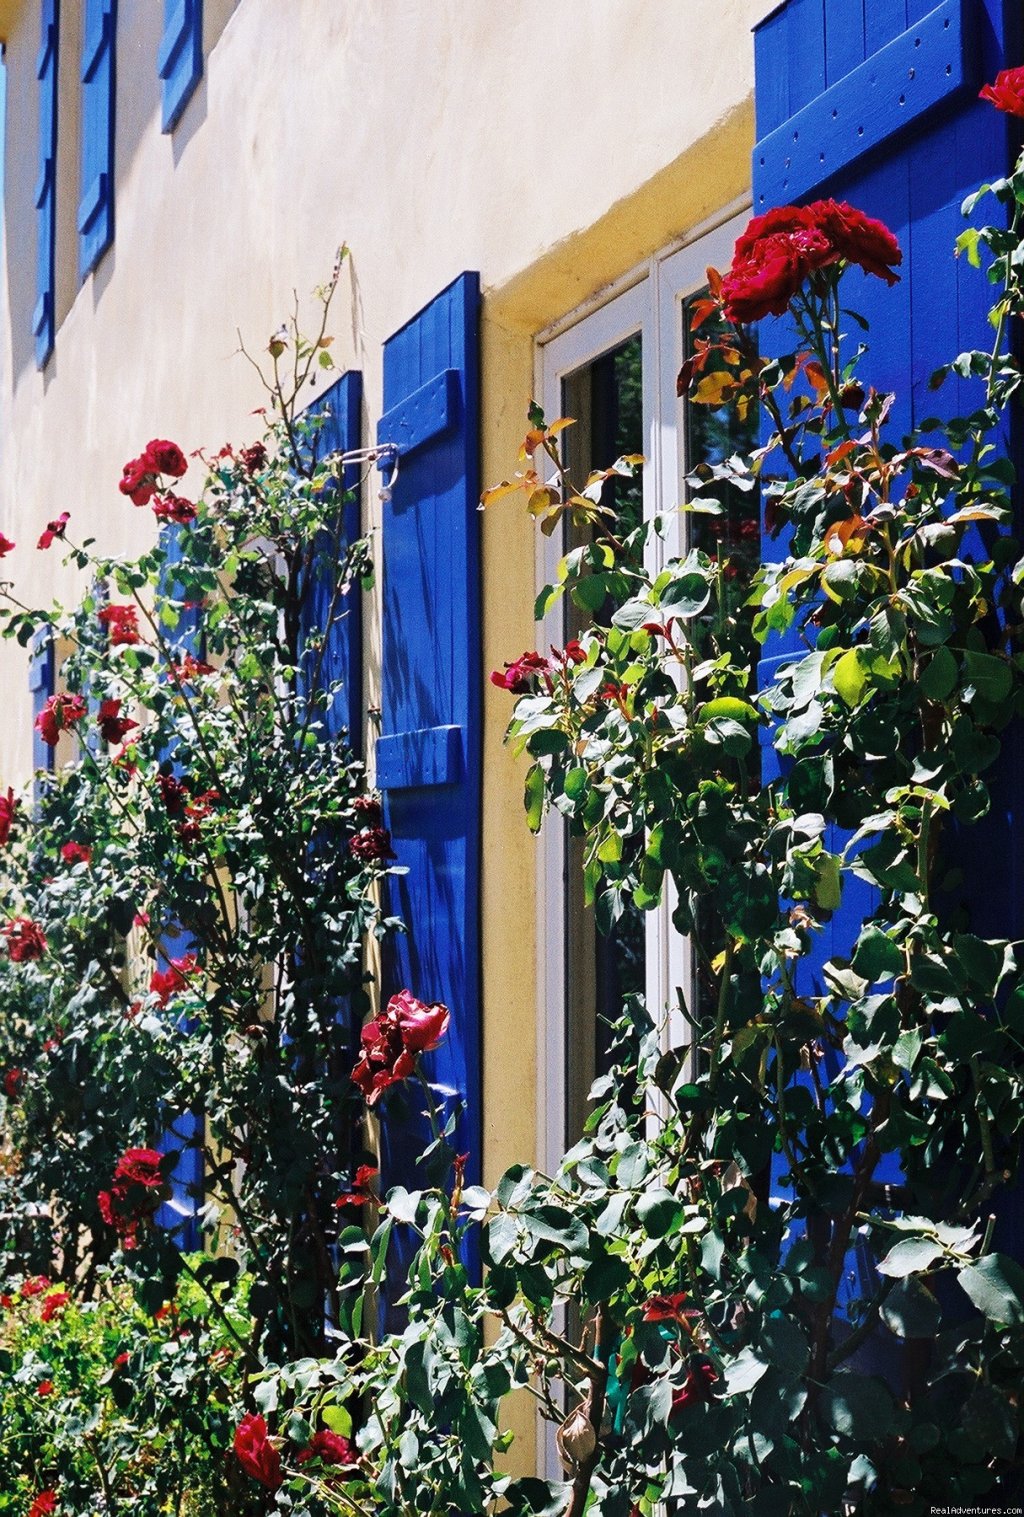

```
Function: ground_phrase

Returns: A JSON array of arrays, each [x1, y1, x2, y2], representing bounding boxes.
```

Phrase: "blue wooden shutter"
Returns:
[[157, 0, 202, 133], [78, 0, 115, 279], [300, 370, 363, 747], [34, 0, 59, 367], [755, 0, 1014, 939], [30, 628, 55, 782], [376, 273, 481, 1186], [754, 0, 1012, 448], [753, 0, 1014, 1302]]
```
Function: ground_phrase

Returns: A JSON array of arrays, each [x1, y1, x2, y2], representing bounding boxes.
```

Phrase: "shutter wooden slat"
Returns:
[[78, 0, 115, 278], [299, 370, 364, 747], [34, 0, 58, 366], [158, 0, 202, 133]]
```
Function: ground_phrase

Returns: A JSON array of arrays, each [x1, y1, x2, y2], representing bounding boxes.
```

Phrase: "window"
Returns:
[[535, 208, 754, 1168]]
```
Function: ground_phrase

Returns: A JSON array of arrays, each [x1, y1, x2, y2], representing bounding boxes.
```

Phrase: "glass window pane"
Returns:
[[560, 332, 645, 1143]]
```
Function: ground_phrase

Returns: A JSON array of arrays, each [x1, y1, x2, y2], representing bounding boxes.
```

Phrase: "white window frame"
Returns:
[[533, 205, 748, 1180]]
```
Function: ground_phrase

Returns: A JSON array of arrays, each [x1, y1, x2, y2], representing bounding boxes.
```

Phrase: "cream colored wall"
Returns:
[[0, 0, 770, 1466]]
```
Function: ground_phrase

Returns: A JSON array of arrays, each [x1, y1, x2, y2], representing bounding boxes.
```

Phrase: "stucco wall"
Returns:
[[0, 0, 769, 1460]]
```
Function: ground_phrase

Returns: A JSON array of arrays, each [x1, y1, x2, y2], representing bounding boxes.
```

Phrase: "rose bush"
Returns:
[[5, 78, 1024, 1517], [0, 1266, 251, 1514]]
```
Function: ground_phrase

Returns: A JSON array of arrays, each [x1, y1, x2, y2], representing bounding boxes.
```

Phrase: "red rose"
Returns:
[[980, 65, 1024, 118], [351, 1015, 415, 1105], [732, 204, 821, 261], [152, 494, 197, 525], [143, 439, 188, 478], [98, 1147, 167, 1249], [670, 1358, 718, 1415], [149, 953, 198, 1005], [37, 512, 69, 550], [178, 789, 219, 845], [296, 1428, 357, 1467], [722, 200, 901, 324], [3, 1067, 24, 1098], [233, 1413, 283, 1491], [353, 794, 383, 828], [389, 988, 450, 1053], [98, 604, 141, 647], [40, 1290, 69, 1322], [335, 1162, 379, 1209], [119, 456, 157, 505], [722, 226, 834, 322], [348, 827, 396, 862], [28, 1490, 57, 1517], [35, 692, 86, 747], [36, 1380, 54, 1397], [240, 442, 267, 473], [490, 650, 552, 694], [0, 534, 14, 556], [642, 1292, 692, 1322], [553, 639, 587, 666], [21, 1275, 50, 1298], [115, 1148, 165, 1186], [351, 989, 450, 1105], [60, 842, 92, 867], [156, 772, 189, 818], [97, 699, 138, 746], [169, 654, 214, 682], [3, 917, 47, 962], [0, 787, 19, 846], [807, 198, 902, 284]]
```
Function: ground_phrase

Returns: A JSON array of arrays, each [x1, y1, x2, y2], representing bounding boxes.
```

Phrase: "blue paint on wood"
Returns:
[[825, 0, 866, 85], [755, 0, 968, 209], [376, 724, 463, 791], [299, 370, 363, 747], [78, 0, 116, 279], [755, 5, 792, 137], [753, 0, 1014, 1312], [34, 0, 58, 366], [29, 628, 55, 786], [158, 0, 202, 133], [154, 1088, 203, 1252], [868, 0, 909, 48], [376, 272, 481, 1200], [786, 0, 827, 115], [377, 368, 460, 457]]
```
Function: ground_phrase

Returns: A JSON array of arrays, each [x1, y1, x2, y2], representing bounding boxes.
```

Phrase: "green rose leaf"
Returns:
[[877, 1236, 945, 1279], [957, 1253, 1024, 1327]]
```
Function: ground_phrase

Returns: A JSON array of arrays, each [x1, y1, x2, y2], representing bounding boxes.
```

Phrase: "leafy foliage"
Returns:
[[6, 127, 1024, 1517]]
